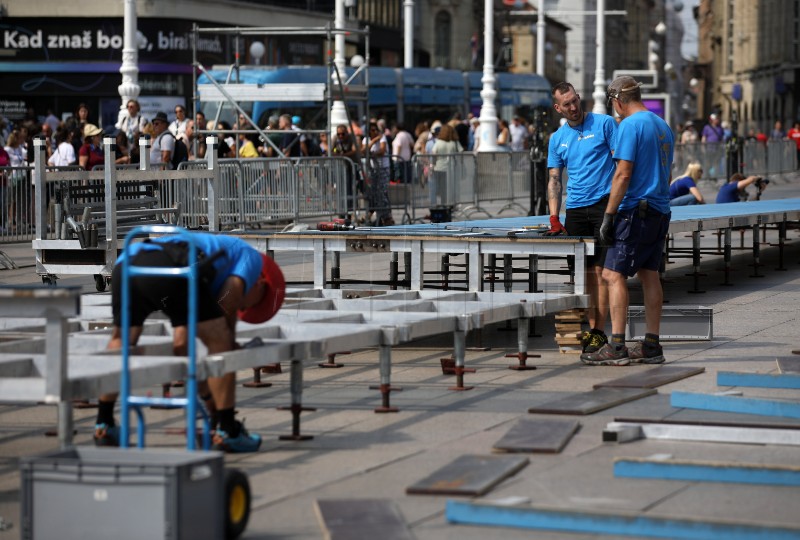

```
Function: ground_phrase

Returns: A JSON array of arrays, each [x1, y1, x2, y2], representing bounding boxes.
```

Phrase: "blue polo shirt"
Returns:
[[547, 112, 617, 209], [613, 110, 674, 214]]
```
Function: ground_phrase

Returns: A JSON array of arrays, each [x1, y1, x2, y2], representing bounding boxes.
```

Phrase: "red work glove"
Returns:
[[542, 215, 567, 236]]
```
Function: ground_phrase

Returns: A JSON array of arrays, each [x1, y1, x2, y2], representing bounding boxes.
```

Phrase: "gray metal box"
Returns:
[[20, 447, 224, 540], [626, 305, 713, 341]]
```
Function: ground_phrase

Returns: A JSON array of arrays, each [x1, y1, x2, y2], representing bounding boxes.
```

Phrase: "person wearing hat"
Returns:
[[580, 75, 674, 367], [94, 232, 286, 453], [701, 113, 724, 143], [78, 123, 104, 171], [151, 111, 175, 168], [680, 121, 698, 144]]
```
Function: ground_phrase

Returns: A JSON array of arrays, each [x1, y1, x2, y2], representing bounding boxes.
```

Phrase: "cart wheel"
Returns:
[[42, 275, 57, 286], [224, 468, 251, 539], [94, 274, 107, 292]]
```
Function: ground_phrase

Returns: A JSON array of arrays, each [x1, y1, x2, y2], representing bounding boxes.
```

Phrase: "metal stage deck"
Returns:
[[238, 198, 799, 293], [0, 287, 586, 445]]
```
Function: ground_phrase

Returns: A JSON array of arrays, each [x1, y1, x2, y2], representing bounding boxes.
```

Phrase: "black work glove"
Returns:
[[599, 213, 616, 246], [542, 215, 568, 236]]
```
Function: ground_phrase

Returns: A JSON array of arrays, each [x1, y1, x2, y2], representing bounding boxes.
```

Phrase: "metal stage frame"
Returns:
[[0, 287, 586, 446], [235, 198, 799, 294]]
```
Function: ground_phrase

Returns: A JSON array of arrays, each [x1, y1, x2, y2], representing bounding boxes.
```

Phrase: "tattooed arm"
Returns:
[[547, 167, 563, 217]]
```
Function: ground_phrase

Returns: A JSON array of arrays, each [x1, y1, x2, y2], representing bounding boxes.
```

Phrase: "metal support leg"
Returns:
[[242, 367, 273, 388], [331, 252, 341, 290], [403, 252, 412, 289], [319, 351, 349, 368], [776, 221, 787, 271], [278, 359, 315, 440], [487, 254, 497, 292], [503, 254, 513, 292], [750, 224, 764, 278], [57, 401, 74, 449], [506, 316, 539, 370], [720, 228, 734, 286], [449, 330, 474, 391], [442, 254, 450, 290], [687, 231, 706, 294], [374, 345, 399, 413], [390, 252, 399, 290]]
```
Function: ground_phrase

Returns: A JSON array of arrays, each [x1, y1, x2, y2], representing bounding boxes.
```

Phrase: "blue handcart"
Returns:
[[119, 224, 252, 539]]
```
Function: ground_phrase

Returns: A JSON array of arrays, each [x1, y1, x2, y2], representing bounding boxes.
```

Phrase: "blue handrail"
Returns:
[[119, 224, 210, 451]]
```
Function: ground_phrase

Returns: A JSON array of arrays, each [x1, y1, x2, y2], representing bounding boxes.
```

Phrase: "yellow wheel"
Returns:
[[224, 468, 251, 539]]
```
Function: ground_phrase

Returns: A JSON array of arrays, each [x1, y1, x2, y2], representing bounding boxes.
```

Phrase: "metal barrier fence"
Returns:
[[673, 141, 797, 180], [405, 152, 530, 222], [15, 141, 793, 245], [176, 157, 354, 228], [1, 165, 84, 244]]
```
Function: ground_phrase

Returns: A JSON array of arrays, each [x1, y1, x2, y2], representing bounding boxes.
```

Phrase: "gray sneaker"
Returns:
[[627, 341, 665, 364], [580, 343, 630, 366]]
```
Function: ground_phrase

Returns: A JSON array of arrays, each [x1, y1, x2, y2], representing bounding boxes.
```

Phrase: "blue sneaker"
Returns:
[[212, 421, 262, 453], [94, 423, 120, 447]]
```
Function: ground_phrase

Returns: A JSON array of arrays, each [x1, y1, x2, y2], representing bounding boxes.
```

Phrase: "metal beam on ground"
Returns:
[[445, 500, 800, 539], [671, 391, 800, 419]]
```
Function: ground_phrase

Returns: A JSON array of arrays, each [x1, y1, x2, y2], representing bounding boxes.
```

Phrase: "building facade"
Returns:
[[703, 0, 800, 133]]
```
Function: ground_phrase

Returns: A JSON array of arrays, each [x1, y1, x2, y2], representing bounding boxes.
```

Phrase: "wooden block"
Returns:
[[594, 366, 705, 389], [315, 499, 414, 540], [406, 454, 529, 496], [493, 418, 581, 454], [528, 388, 657, 415]]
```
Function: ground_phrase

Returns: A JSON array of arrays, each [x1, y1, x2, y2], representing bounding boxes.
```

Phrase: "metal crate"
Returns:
[[626, 305, 713, 341], [20, 447, 224, 540]]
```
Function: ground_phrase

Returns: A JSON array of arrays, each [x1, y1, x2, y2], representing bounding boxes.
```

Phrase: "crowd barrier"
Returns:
[[5, 139, 797, 244], [672, 140, 797, 181]]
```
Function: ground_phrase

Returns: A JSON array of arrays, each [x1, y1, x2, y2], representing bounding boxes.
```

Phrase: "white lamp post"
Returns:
[[330, 0, 349, 139], [591, 0, 607, 114], [404, 0, 414, 68], [117, 0, 141, 127], [478, 0, 498, 152]]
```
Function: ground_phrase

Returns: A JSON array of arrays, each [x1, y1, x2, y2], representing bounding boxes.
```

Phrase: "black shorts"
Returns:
[[111, 248, 223, 328], [565, 195, 609, 267]]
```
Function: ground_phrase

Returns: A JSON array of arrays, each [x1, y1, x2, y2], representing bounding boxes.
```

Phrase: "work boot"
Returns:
[[580, 343, 630, 366]]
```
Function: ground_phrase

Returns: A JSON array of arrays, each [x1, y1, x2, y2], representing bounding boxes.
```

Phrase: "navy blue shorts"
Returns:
[[604, 207, 671, 278], [565, 195, 609, 267]]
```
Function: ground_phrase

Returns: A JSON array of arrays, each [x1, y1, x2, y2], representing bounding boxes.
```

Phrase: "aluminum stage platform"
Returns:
[[0, 286, 586, 445], [242, 198, 799, 293]]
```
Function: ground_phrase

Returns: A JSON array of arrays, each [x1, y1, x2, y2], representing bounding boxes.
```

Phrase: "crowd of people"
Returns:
[[0, 97, 790, 233]]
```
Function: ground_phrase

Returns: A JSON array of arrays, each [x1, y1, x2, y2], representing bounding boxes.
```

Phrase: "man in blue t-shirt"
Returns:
[[547, 81, 618, 354], [95, 232, 286, 453], [581, 75, 673, 367], [716, 173, 766, 203]]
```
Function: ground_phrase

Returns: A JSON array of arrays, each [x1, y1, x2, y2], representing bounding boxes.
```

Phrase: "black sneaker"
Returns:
[[581, 330, 608, 354], [628, 341, 665, 364], [580, 343, 630, 366]]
